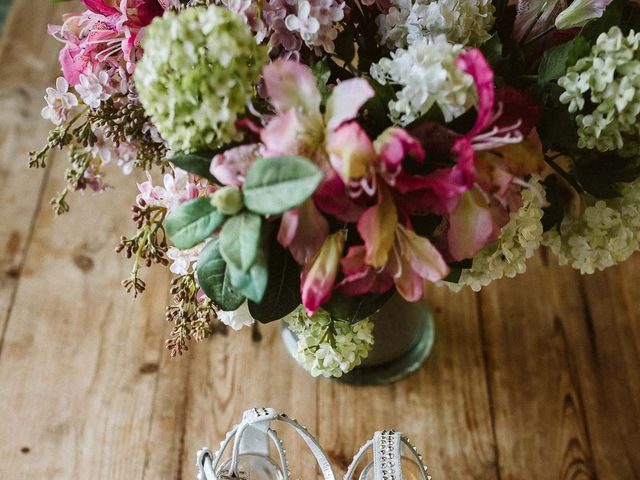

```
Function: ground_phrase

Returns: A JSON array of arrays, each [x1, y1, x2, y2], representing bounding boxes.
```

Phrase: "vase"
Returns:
[[281, 294, 435, 386]]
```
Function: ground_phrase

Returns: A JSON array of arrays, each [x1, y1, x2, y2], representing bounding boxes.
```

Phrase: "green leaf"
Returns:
[[311, 59, 332, 105], [170, 152, 217, 183], [164, 197, 226, 250], [219, 211, 262, 273], [243, 156, 323, 215], [248, 236, 301, 324], [538, 42, 574, 84], [196, 239, 246, 311], [227, 249, 268, 303], [573, 151, 640, 199], [323, 290, 394, 323], [480, 34, 504, 69]]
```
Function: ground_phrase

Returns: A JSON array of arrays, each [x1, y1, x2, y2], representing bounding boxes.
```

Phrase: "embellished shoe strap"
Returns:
[[343, 431, 431, 480], [197, 408, 336, 480]]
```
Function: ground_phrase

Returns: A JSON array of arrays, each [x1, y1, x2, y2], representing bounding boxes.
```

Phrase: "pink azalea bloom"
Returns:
[[514, 0, 567, 41], [301, 230, 346, 315], [210, 143, 263, 187], [261, 59, 374, 165], [446, 188, 495, 261], [338, 224, 449, 302], [278, 199, 329, 265]]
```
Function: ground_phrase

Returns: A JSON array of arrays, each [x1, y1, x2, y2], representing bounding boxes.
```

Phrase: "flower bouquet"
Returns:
[[32, 0, 640, 379]]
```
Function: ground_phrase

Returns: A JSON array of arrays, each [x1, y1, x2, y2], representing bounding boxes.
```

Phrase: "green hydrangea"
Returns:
[[444, 177, 546, 292], [543, 177, 640, 274], [558, 27, 640, 157], [284, 307, 374, 378], [134, 6, 267, 152]]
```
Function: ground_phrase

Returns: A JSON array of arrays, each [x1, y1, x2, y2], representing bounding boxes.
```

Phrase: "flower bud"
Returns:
[[211, 186, 244, 215]]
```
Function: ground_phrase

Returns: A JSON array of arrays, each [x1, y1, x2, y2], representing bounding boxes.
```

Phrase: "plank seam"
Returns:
[[476, 293, 502, 480]]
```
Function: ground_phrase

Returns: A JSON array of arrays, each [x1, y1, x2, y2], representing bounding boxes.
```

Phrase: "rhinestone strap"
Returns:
[[196, 408, 336, 480], [373, 431, 403, 480]]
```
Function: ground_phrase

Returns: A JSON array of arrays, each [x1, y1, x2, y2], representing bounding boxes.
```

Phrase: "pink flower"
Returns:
[[210, 144, 263, 187], [301, 230, 346, 315], [278, 199, 329, 265], [338, 223, 449, 302], [261, 59, 374, 166]]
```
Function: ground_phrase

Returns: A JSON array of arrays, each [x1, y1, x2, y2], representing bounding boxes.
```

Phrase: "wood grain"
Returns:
[[0, 2, 639, 479]]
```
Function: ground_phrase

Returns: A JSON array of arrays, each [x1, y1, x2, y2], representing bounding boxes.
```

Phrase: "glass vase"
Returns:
[[281, 294, 435, 386]]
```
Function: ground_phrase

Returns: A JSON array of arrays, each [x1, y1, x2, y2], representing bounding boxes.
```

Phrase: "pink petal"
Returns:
[[278, 200, 329, 265], [260, 109, 304, 157], [301, 230, 346, 315], [388, 249, 424, 302], [447, 189, 495, 261], [456, 49, 495, 140], [325, 78, 375, 131], [337, 246, 394, 296], [210, 143, 261, 187], [357, 185, 398, 269], [263, 60, 321, 116], [327, 122, 376, 182], [314, 172, 365, 222], [81, 0, 120, 15], [395, 225, 449, 283]]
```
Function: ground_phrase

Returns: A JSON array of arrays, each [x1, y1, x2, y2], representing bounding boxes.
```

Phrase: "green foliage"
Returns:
[[248, 235, 301, 323], [170, 152, 218, 183], [311, 59, 332, 105], [164, 197, 226, 250], [323, 290, 394, 323], [243, 156, 323, 215], [219, 211, 262, 273], [572, 151, 640, 199], [196, 239, 246, 311], [227, 248, 268, 303]]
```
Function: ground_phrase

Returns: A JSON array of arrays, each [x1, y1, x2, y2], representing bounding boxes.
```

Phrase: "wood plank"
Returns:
[[318, 286, 499, 479], [0, 152, 172, 477], [571, 262, 640, 477], [0, 2, 74, 347], [479, 253, 598, 479]]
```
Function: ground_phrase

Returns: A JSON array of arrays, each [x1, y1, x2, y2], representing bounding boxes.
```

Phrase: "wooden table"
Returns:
[[1, 3, 639, 479]]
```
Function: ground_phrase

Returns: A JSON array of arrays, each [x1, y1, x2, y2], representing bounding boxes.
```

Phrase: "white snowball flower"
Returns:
[[284, 307, 374, 378], [217, 301, 255, 331], [370, 35, 475, 124], [75, 71, 113, 108], [543, 177, 640, 274], [41, 77, 78, 126], [377, 0, 495, 49]]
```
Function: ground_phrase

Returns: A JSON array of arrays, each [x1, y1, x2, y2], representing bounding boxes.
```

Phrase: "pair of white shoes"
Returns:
[[196, 408, 430, 480]]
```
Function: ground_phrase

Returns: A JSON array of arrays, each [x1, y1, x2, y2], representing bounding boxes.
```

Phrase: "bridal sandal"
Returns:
[[196, 407, 336, 480], [344, 431, 431, 480]]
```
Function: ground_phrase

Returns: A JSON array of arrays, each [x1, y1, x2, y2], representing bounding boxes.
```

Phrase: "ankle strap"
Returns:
[[197, 408, 336, 480], [344, 431, 431, 480]]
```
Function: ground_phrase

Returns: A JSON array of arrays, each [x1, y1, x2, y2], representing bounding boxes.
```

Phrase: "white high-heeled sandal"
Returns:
[[196, 407, 336, 480], [344, 431, 431, 480]]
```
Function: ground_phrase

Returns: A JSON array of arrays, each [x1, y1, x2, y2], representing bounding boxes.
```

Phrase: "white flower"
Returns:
[[543, 177, 640, 274], [285, 2, 321, 42], [166, 245, 204, 275], [444, 177, 546, 291], [217, 301, 255, 331], [284, 307, 375, 378], [377, 0, 495, 49], [370, 35, 475, 124], [136, 168, 203, 212], [558, 27, 640, 157], [41, 77, 78, 126], [75, 71, 113, 109]]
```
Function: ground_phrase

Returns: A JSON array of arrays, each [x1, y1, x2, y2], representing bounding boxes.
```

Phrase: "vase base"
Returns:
[[281, 301, 435, 386]]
